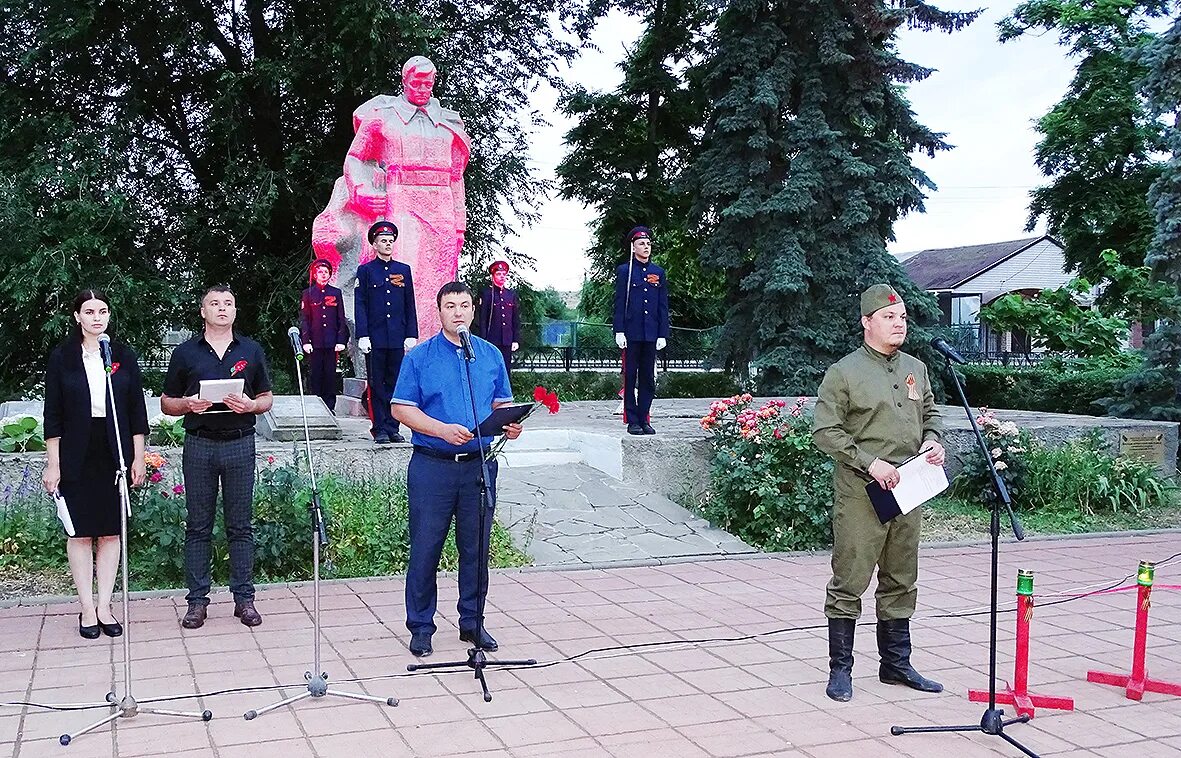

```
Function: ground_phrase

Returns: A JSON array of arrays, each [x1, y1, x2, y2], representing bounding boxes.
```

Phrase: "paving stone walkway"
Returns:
[[495, 464, 755, 566], [2, 532, 1180, 757]]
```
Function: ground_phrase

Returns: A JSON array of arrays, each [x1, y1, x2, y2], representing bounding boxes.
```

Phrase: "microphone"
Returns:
[[929, 337, 968, 365], [456, 324, 475, 361], [97, 333, 114, 372], [287, 326, 304, 360]]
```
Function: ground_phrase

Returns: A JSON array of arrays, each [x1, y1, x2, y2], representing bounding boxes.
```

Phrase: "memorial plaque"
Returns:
[[258, 395, 342, 441], [1119, 431, 1166, 467]]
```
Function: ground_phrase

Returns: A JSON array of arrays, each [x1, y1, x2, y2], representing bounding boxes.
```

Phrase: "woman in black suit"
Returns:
[[42, 290, 148, 639]]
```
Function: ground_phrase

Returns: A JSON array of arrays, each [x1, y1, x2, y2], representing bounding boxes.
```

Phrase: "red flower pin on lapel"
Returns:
[[231, 360, 248, 376], [109, 362, 120, 375]]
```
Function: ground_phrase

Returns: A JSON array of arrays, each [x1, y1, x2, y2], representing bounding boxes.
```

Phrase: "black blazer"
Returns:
[[44, 339, 150, 482]]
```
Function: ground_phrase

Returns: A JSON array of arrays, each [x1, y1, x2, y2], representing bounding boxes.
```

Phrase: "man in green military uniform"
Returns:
[[812, 283, 946, 702]]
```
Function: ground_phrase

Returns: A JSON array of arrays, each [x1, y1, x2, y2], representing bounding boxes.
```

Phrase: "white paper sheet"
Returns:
[[891, 455, 950, 515], [52, 491, 75, 537], [198, 378, 245, 407]]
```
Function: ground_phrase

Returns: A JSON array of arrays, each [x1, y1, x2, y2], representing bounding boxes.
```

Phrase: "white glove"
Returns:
[[334, 343, 345, 352], [358, 337, 372, 354], [404, 337, 417, 350], [615, 333, 627, 350], [656, 338, 667, 351], [511, 342, 519, 352], [302, 344, 313, 354]]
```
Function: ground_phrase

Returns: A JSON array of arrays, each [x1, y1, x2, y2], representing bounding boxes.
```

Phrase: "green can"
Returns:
[[1016, 569, 1034, 596]]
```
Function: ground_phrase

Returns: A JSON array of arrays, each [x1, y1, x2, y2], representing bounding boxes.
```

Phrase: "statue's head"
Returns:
[[402, 56, 437, 107]]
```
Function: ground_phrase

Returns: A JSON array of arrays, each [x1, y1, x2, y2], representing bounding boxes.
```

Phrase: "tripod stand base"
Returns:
[[407, 647, 537, 702], [243, 671, 398, 720], [60, 692, 212, 746], [892, 708, 1039, 758]]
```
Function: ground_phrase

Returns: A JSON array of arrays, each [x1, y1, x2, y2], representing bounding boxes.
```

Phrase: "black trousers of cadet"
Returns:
[[307, 347, 338, 412], [622, 340, 657, 425], [366, 348, 404, 438]]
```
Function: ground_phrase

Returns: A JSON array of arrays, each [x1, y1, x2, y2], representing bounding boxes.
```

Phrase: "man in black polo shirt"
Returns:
[[162, 285, 274, 629]]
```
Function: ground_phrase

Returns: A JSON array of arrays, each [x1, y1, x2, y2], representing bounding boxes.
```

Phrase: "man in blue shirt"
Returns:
[[356, 221, 418, 444], [392, 282, 522, 657], [613, 226, 669, 435]]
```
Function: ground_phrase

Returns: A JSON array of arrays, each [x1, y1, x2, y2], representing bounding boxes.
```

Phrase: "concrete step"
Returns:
[[499, 450, 583, 467]]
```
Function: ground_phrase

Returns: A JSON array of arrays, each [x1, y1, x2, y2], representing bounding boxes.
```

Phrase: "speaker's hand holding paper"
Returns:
[[185, 395, 214, 414], [223, 393, 256, 414]]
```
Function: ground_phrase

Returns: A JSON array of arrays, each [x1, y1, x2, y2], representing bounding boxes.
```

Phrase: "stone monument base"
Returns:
[[257, 395, 343, 441]]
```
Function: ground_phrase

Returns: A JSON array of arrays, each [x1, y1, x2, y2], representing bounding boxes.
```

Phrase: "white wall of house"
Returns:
[[951, 238, 1073, 296]]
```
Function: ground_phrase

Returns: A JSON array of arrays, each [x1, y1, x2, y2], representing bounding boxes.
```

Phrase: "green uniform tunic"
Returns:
[[812, 344, 942, 621]]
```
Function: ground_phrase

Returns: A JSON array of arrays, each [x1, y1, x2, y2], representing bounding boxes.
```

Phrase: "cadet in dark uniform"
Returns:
[[613, 226, 668, 435], [391, 282, 522, 657], [299, 259, 349, 412], [356, 221, 418, 444], [812, 284, 946, 702], [477, 259, 520, 378]]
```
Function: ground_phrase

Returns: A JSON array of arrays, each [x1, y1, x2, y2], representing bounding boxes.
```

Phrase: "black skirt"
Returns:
[[58, 418, 122, 538]]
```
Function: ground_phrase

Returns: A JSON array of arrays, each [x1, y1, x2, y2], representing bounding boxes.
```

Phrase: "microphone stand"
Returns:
[[407, 332, 536, 701], [243, 338, 398, 720], [890, 356, 1039, 757], [61, 347, 212, 746]]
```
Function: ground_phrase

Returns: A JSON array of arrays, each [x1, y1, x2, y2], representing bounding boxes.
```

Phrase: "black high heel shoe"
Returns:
[[97, 613, 123, 638], [78, 614, 101, 640]]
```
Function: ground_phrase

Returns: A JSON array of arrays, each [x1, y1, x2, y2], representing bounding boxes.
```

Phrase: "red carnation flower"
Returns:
[[533, 385, 547, 403], [110, 362, 120, 375], [545, 391, 560, 414], [231, 360, 248, 376]]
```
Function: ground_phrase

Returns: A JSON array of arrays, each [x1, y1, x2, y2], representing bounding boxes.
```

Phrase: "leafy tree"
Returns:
[[981, 249, 1173, 357], [687, 0, 978, 392], [557, 0, 725, 330], [0, 0, 603, 397], [998, 0, 1172, 293], [1104, 17, 1181, 419]]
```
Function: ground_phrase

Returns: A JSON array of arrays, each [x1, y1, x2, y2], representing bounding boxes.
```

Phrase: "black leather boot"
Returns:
[[877, 618, 942, 692], [826, 617, 855, 702]]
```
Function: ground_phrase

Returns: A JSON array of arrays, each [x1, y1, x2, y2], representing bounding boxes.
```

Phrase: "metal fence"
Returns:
[[513, 321, 721, 371], [937, 324, 1053, 366]]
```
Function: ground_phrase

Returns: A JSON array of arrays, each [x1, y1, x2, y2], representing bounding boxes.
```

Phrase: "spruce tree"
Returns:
[[688, 0, 977, 392], [557, 0, 725, 330], [1105, 17, 1181, 419]]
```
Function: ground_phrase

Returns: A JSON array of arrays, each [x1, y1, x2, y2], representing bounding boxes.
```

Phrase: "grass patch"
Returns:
[[922, 493, 1181, 542]]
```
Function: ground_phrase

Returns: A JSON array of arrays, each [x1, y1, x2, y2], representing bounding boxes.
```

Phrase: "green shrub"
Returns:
[[657, 371, 741, 399], [959, 354, 1146, 416], [1023, 430, 1174, 515], [148, 416, 186, 447], [951, 409, 1031, 506], [0, 454, 529, 592], [510, 371, 620, 401], [0, 415, 46, 453], [951, 412, 1175, 517], [698, 394, 834, 551]]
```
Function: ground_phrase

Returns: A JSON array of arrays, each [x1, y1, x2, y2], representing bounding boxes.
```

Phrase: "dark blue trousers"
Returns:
[[623, 340, 658, 425], [405, 453, 497, 635], [366, 348, 404, 438], [307, 348, 338, 412]]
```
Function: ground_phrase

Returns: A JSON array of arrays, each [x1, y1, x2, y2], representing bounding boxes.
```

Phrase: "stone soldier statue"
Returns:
[[811, 283, 946, 702], [311, 55, 471, 351]]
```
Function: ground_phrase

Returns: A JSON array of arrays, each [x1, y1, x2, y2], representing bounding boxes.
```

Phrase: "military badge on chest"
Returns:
[[389, 273, 405, 287], [905, 373, 919, 401], [645, 273, 660, 286], [323, 295, 337, 307]]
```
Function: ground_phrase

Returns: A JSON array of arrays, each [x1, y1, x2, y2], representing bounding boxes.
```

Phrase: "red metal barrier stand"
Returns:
[[969, 569, 1075, 718], [1087, 561, 1181, 701]]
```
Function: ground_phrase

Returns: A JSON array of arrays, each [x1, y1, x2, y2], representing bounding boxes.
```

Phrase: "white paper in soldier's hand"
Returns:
[[52, 491, 76, 537], [892, 456, 949, 515]]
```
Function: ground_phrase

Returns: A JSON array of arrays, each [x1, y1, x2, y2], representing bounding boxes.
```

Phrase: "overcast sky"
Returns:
[[501, 2, 1074, 291]]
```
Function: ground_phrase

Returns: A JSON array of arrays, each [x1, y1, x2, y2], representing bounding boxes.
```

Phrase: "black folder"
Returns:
[[470, 403, 534, 437], [866, 481, 905, 525]]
